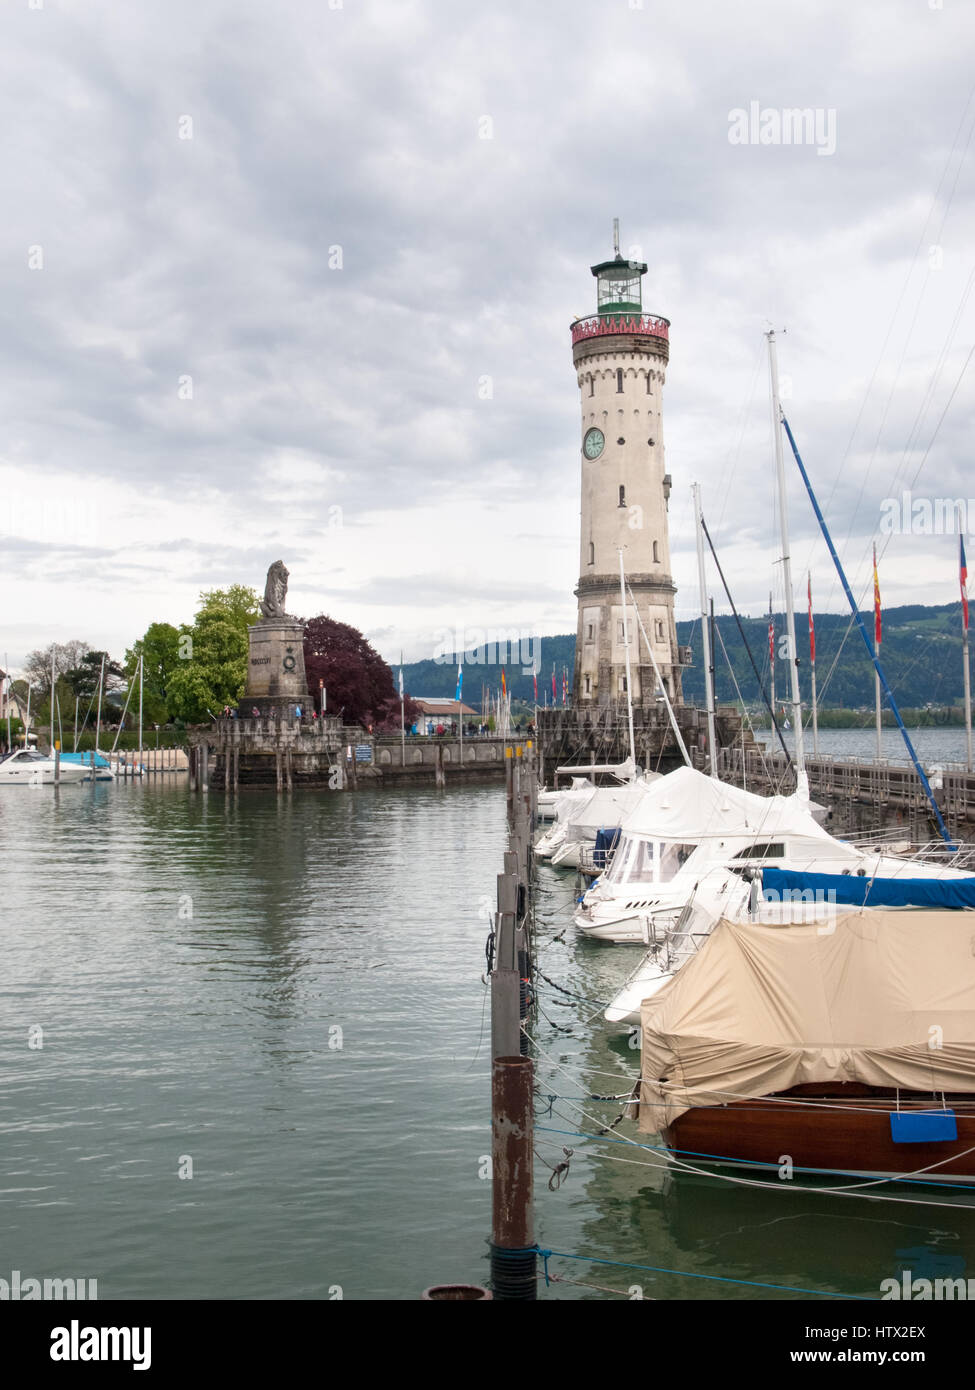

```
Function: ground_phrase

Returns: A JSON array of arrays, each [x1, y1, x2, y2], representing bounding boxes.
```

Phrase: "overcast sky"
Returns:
[[1, 0, 974, 672]]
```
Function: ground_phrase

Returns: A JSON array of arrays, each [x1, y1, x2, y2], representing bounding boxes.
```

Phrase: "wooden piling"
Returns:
[[489, 742, 536, 1299], [490, 1056, 536, 1300]]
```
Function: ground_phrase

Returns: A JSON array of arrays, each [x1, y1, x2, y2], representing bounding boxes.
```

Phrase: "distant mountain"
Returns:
[[396, 603, 970, 711]]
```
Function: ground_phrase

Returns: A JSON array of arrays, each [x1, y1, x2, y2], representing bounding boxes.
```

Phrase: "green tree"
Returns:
[[126, 622, 182, 724], [166, 586, 259, 723]]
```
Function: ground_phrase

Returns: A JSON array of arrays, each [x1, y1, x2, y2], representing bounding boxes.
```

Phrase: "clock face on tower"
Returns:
[[583, 427, 605, 460]]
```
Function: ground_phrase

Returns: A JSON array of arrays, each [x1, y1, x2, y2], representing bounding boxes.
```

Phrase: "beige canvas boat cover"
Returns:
[[638, 911, 975, 1133]]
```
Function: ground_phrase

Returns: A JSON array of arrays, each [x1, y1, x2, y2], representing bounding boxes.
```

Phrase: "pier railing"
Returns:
[[700, 745, 975, 833]]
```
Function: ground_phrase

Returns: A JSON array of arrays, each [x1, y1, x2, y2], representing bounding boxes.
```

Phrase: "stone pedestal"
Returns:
[[240, 617, 311, 717]]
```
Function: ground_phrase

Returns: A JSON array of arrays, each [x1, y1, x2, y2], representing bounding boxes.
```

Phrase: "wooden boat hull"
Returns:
[[664, 1084, 975, 1181]]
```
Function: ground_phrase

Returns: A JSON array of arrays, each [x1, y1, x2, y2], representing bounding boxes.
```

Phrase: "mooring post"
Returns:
[[275, 747, 283, 792], [492, 865, 521, 1058], [490, 1055, 536, 1300], [200, 742, 209, 792]]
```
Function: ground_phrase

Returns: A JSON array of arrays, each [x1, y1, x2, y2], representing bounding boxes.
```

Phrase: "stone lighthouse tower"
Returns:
[[571, 226, 686, 709]]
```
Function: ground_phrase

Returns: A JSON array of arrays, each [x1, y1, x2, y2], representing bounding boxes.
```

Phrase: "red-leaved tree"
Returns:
[[302, 614, 418, 729]]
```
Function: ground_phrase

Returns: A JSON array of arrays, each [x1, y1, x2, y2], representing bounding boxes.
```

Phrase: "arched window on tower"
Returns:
[[618, 485, 626, 508], [617, 368, 624, 393], [652, 540, 660, 563], [588, 541, 594, 565], [646, 373, 652, 394], [589, 375, 594, 397]]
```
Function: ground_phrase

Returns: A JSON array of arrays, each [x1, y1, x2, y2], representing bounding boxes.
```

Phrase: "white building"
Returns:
[[571, 231, 688, 709]]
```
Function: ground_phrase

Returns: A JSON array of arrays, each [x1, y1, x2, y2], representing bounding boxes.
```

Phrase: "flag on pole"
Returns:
[[873, 545, 882, 645], [961, 535, 969, 633], [532, 669, 538, 702], [807, 574, 815, 664], [768, 614, 775, 665], [501, 668, 507, 698], [398, 664, 404, 697], [455, 663, 463, 701], [561, 668, 568, 705], [551, 666, 557, 702]]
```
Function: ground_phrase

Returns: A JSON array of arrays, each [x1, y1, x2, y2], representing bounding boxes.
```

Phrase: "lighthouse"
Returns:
[[571, 224, 686, 709]]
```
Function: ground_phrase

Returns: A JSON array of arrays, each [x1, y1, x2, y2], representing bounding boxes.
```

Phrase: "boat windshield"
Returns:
[[605, 838, 657, 885], [659, 842, 698, 883]]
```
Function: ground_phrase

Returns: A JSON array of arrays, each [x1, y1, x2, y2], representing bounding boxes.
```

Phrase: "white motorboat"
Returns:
[[0, 750, 89, 786], [575, 765, 974, 943], [535, 778, 598, 858], [549, 774, 660, 869]]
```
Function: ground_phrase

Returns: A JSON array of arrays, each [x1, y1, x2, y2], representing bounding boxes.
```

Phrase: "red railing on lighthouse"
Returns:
[[570, 313, 670, 345]]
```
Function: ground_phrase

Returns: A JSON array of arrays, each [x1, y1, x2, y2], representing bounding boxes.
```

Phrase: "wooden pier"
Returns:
[[704, 744, 975, 840]]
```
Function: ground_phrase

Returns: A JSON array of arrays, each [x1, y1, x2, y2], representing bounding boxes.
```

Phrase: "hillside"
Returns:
[[395, 603, 970, 712]]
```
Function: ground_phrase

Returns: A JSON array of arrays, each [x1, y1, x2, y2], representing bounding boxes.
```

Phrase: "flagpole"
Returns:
[[457, 661, 463, 768], [961, 534, 972, 773], [809, 573, 819, 758], [399, 651, 405, 769], [963, 626, 972, 774], [810, 644, 819, 759], [873, 545, 882, 763]]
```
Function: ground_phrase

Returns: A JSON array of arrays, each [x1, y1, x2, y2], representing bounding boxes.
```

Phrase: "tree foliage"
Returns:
[[125, 622, 182, 724], [303, 614, 415, 728], [165, 586, 260, 723], [23, 639, 92, 693]]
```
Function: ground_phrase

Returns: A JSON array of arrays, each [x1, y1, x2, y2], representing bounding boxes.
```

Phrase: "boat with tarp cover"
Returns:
[[635, 910, 975, 1180]]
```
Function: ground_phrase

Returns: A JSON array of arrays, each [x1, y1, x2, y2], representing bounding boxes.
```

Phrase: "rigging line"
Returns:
[[715, 336, 767, 533], [783, 415, 955, 847], [905, 340, 975, 495], [818, 81, 975, 527], [536, 1125, 975, 1212], [711, 607, 779, 788], [838, 261, 975, 608], [803, 96, 975, 608], [549, 1099, 975, 1213], [699, 515, 793, 769]]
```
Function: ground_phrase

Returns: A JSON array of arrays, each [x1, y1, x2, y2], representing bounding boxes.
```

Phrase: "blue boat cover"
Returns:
[[890, 1110, 958, 1144], [59, 752, 111, 768], [593, 827, 622, 870], [761, 865, 975, 910]]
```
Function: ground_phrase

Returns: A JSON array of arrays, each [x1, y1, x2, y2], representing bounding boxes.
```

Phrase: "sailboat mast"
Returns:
[[50, 645, 56, 755], [617, 549, 637, 771], [138, 654, 144, 771], [692, 483, 718, 775], [94, 654, 105, 756], [767, 330, 805, 783]]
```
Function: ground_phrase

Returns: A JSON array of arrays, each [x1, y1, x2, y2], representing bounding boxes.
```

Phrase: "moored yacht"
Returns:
[[0, 750, 89, 785]]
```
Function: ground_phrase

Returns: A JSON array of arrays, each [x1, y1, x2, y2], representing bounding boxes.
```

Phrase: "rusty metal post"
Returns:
[[490, 1055, 535, 1300]]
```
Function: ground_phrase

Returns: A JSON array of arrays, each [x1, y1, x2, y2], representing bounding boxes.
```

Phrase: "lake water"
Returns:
[[764, 724, 972, 768], [3, 776, 974, 1302]]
